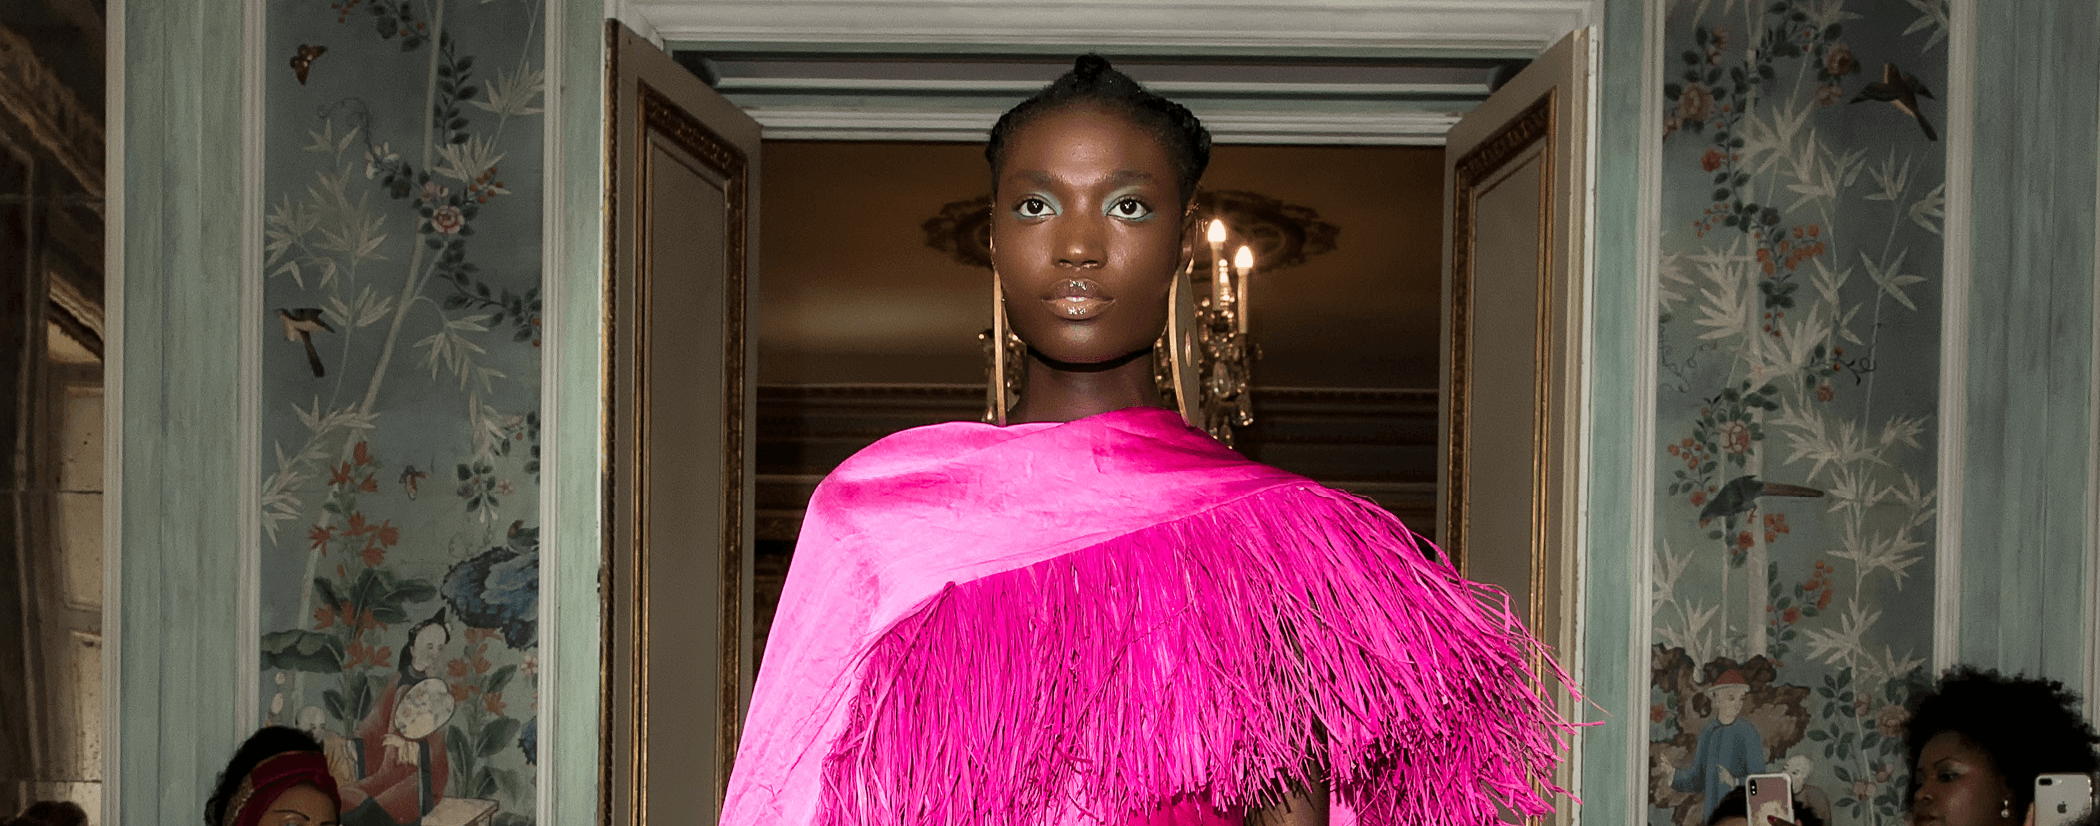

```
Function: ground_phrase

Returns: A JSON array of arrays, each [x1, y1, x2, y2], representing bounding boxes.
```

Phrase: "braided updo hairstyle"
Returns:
[[986, 54, 1212, 204]]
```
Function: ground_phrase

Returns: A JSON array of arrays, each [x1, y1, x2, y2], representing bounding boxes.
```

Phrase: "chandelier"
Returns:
[[1183, 219, 1256, 445]]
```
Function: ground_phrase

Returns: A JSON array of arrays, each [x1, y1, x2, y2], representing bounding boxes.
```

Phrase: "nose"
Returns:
[[1056, 214, 1105, 270]]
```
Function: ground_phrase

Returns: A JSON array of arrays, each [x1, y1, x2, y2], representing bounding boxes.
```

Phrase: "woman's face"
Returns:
[[409, 624, 446, 674], [1911, 731, 2014, 826], [259, 782, 339, 825], [990, 104, 1192, 365]]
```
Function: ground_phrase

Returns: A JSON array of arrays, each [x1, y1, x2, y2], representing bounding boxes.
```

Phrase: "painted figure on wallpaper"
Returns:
[[342, 611, 454, 826], [1652, 0, 1945, 822], [1674, 672, 1765, 822], [1782, 754, 1835, 824], [1652, 652, 1811, 826], [260, 1, 546, 823]]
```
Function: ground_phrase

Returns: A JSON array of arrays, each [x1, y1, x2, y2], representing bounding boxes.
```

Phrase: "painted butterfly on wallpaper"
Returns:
[[289, 44, 326, 85]]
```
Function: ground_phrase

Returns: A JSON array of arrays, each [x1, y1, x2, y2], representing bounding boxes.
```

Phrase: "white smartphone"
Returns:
[[2036, 773, 2095, 826], [1745, 772, 1795, 825]]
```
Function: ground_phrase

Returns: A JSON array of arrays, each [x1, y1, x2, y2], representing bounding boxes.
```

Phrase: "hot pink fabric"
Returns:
[[723, 407, 1570, 825]]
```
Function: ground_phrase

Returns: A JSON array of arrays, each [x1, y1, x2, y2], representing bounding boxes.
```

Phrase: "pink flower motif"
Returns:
[[419, 182, 451, 204], [1816, 84, 1845, 106], [1720, 420, 1752, 455], [1824, 43, 1857, 77], [521, 654, 538, 677], [1877, 704, 1911, 738], [430, 204, 465, 235], [1677, 83, 1716, 123], [1702, 148, 1726, 172], [1817, 380, 1835, 402], [1706, 28, 1730, 64], [1853, 781, 1874, 800], [496, 479, 515, 496]]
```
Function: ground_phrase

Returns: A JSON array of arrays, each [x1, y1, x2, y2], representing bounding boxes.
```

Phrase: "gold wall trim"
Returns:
[[1445, 91, 1555, 574], [598, 22, 622, 826]]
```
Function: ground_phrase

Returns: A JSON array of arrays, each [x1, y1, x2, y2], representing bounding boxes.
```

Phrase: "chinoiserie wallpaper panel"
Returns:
[[256, 3, 545, 825], [1649, 1, 1947, 824]]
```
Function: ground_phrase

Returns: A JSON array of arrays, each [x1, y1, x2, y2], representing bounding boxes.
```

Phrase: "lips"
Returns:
[[1044, 278, 1113, 319]]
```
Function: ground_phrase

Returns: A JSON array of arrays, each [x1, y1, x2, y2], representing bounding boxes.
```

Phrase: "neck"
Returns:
[[1010, 346, 1167, 423]]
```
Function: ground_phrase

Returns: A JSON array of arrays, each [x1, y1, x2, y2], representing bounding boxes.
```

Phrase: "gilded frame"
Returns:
[[602, 20, 752, 822]]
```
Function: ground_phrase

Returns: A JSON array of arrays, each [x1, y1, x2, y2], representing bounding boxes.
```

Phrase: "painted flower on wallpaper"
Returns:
[[1654, 1, 1946, 824], [431, 204, 465, 234], [1824, 43, 1858, 77], [1678, 82, 1716, 124]]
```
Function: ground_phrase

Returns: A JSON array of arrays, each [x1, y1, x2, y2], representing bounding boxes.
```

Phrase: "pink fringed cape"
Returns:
[[722, 407, 1572, 825]]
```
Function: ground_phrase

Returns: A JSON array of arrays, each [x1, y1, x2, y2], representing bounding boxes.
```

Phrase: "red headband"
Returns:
[[221, 751, 340, 826]]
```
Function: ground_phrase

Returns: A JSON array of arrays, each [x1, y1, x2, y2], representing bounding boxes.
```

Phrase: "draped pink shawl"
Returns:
[[722, 407, 1570, 825]]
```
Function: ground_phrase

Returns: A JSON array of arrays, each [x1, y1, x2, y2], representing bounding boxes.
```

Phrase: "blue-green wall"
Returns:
[[1956, 0, 2100, 684], [114, 0, 250, 821]]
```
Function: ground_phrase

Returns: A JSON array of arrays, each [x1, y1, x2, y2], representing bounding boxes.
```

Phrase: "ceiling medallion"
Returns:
[[921, 189, 1339, 272]]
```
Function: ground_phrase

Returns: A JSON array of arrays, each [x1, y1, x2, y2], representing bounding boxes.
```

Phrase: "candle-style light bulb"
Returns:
[[1206, 219, 1227, 246], [1206, 219, 1229, 304], [1233, 246, 1254, 334]]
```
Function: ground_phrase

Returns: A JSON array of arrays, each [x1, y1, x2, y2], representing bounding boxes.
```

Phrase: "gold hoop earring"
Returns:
[[982, 272, 1026, 424], [1153, 258, 1201, 428]]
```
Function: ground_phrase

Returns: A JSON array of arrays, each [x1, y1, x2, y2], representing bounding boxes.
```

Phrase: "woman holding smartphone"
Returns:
[[1905, 668, 2099, 826]]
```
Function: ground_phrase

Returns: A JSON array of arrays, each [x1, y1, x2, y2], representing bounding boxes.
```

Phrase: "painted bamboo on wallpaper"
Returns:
[[254, 2, 547, 824], [1648, 2, 1949, 824]]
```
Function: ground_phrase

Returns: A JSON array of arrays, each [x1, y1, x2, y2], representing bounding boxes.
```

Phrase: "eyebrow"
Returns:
[[1007, 169, 1160, 189]]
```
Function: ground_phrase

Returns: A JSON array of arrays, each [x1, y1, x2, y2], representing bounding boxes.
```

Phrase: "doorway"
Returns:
[[600, 24, 1594, 823]]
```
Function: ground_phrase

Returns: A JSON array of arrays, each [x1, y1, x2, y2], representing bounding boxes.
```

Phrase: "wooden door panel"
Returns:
[[605, 21, 761, 826]]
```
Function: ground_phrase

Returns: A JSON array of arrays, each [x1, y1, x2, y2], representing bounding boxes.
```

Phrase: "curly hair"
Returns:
[[1904, 667, 2100, 812], [204, 726, 327, 826], [985, 54, 1212, 204]]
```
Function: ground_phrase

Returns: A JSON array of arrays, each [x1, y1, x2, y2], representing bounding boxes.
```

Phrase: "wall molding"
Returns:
[[1571, 1, 1657, 822], [640, 0, 1592, 56], [746, 108, 1461, 145], [1936, 0, 1973, 677], [541, 1, 605, 824], [99, 0, 125, 819]]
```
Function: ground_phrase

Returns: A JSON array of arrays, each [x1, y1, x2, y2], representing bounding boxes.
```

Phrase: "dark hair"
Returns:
[[1706, 784, 1828, 826], [985, 54, 1212, 204], [397, 608, 450, 681], [204, 726, 326, 826], [9, 801, 88, 826], [1904, 667, 2100, 814]]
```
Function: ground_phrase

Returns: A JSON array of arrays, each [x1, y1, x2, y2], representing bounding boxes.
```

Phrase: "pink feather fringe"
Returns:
[[815, 484, 1575, 825]]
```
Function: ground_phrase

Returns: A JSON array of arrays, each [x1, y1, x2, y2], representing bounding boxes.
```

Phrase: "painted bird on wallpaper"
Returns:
[[289, 44, 326, 85], [1699, 475, 1826, 523], [1850, 62, 1937, 142], [276, 307, 334, 378]]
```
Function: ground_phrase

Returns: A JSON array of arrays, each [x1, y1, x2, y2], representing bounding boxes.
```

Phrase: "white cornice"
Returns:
[[748, 107, 1460, 144], [641, 0, 1593, 55]]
